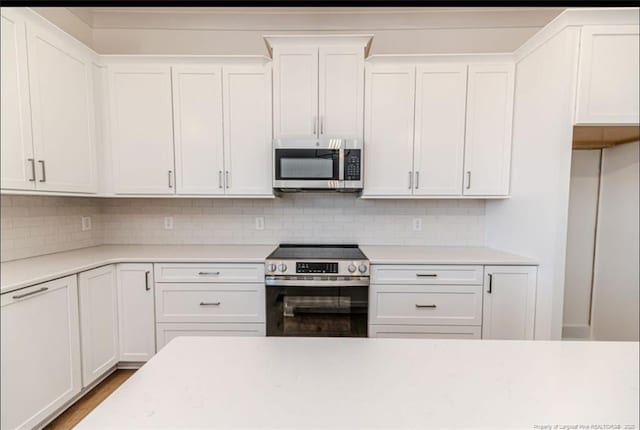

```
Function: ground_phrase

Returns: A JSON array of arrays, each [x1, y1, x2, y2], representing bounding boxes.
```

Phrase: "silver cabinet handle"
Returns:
[[415, 304, 437, 309], [320, 116, 324, 134], [12, 287, 48, 300], [466, 171, 471, 190], [416, 273, 438, 278], [145, 271, 151, 291], [408, 171, 413, 189], [28, 158, 36, 182], [168, 170, 173, 188], [200, 301, 221, 306], [225, 171, 230, 189], [198, 271, 221, 276], [38, 160, 46, 182], [218, 171, 223, 189], [415, 171, 420, 189], [487, 273, 493, 294], [313, 116, 317, 135]]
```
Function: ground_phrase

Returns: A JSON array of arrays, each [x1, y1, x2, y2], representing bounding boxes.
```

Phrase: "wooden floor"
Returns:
[[46, 369, 136, 429]]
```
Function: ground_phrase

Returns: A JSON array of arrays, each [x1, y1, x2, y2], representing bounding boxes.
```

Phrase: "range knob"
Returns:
[[265, 263, 276, 273], [278, 263, 288, 273], [347, 264, 357, 273], [358, 264, 368, 274]]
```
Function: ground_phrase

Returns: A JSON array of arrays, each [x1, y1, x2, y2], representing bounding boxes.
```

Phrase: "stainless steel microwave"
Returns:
[[272, 138, 363, 192]]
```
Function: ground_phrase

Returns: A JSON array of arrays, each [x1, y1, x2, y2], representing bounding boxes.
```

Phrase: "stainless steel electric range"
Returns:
[[265, 244, 369, 337]]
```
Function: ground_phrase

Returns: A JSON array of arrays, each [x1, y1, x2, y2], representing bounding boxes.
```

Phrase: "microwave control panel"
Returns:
[[344, 149, 361, 181]]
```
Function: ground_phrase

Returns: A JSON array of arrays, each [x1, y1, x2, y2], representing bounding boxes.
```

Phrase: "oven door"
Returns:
[[266, 284, 368, 337], [273, 148, 342, 189]]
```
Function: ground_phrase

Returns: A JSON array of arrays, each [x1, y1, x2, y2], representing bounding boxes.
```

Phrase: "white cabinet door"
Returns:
[[482, 266, 537, 340], [27, 23, 97, 193], [109, 65, 175, 195], [273, 46, 318, 139], [156, 323, 265, 350], [0, 9, 35, 191], [172, 66, 225, 195], [318, 46, 364, 140], [223, 65, 273, 196], [363, 64, 416, 196], [1, 276, 81, 430], [463, 64, 514, 196], [576, 25, 640, 125], [117, 264, 156, 362], [413, 64, 467, 196], [78, 265, 119, 388]]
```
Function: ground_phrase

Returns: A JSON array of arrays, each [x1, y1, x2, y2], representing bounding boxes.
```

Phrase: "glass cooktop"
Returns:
[[267, 244, 367, 260]]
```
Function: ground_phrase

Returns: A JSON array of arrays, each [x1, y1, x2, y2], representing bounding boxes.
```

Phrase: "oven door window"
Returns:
[[274, 149, 339, 180]]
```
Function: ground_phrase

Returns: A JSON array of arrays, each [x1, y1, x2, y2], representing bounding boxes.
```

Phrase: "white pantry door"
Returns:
[[109, 65, 175, 195], [223, 65, 273, 196], [273, 46, 319, 140], [318, 46, 364, 140], [0, 9, 35, 190], [363, 64, 416, 196], [413, 64, 467, 196], [172, 66, 225, 195]]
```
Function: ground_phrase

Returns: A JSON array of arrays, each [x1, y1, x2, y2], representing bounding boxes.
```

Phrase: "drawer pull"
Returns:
[[200, 302, 221, 306], [415, 304, 437, 309], [12, 287, 48, 300], [416, 273, 438, 278], [198, 271, 221, 276]]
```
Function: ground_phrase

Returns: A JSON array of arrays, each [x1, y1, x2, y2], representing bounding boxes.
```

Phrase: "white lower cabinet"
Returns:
[[78, 265, 119, 388], [157, 323, 266, 349], [1, 276, 82, 430], [482, 266, 537, 340], [117, 264, 156, 362]]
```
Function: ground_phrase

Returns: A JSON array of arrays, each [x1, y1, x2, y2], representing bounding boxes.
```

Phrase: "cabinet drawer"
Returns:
[[369, 325, 481, 339], [156, 323, 265, 350], [155, 283, 264, 323], [154, 263, 264, 283], [371, 265, 483, 285], [370, 285, 482, 326]]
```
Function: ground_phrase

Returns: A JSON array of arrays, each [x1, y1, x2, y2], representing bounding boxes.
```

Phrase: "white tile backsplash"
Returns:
[[1, 194, 486, 261]]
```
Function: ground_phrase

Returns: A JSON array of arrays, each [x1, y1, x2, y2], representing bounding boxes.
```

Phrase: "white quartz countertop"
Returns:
[[360, 245, 537, 265], [77, 337, 639, 429], [0, 244, 276, 294]]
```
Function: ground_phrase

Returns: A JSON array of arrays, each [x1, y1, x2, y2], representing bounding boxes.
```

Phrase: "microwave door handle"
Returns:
[[338, 150, 344, 181]]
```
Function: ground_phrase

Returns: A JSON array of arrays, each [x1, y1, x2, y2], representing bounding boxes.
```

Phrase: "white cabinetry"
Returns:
[[270, 37, 368, 141], [575, 25, 640, 125], [0, 9, 34, 191], [482, 266, 537, 340], [117, 264, 156, 362], [78, 265, 119, 388], [1, 8, 97, 194], [1, 276, 81, 430], [109, 66, 175, 195], [463, 64, 515, 196]]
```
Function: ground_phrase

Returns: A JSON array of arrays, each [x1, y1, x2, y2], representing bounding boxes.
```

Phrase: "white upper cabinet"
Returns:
[[0, 9, 34, 191], [575, 25, 640, 125], [318, 46, 364, 139], [172, 66, 225, 195], [463, 64, 515, 196], [26, 22, 97, 193], [413, 64, 468, 196], [223, 65, 273, 196], [363, 64, 416, 196], [273, 46, 319, 140], [109, 65, 175, 195]]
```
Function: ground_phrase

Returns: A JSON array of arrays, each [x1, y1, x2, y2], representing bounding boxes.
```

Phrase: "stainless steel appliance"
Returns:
[[265, 244, 369, 337], [272, 138, 363, 192]]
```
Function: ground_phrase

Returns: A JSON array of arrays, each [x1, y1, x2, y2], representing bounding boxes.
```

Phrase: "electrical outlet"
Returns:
[[164, 216, 174, 230], [412, 218, 422, 232], [81, 216, 92, 231], [255, 217, 265, 231]]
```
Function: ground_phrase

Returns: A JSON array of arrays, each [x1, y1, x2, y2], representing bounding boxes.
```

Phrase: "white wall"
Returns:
[[591, 141, 639, 341], [485, 27, 580, 340], [563, 150, 601, 338]]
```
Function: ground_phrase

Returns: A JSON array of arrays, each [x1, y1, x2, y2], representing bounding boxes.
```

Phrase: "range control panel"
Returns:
[[296, 262, 339, 274], [344, 149, 361, 181]]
